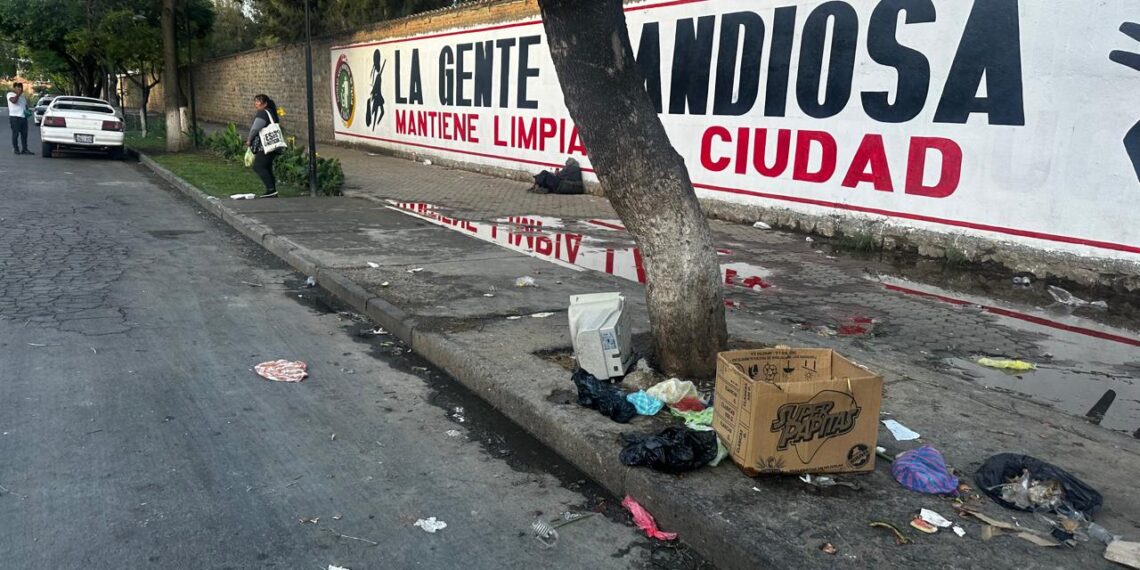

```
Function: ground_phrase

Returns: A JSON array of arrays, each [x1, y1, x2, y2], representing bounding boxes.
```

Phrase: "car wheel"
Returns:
[[41, 142, 53, 158], [109, 147, 125, 161]]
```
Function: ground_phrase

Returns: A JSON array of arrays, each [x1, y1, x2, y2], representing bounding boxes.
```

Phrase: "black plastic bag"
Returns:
[[572, 368, 637, 423], [620, 426, 718, 474], [974, 453, 1103, 515]]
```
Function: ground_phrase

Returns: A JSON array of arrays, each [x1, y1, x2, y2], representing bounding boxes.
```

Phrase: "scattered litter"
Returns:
[[411, 366, 428, 372], [483, 293, 495, 297], [530, 312, 555, 318], [255, 360, 308, 383], [870, 521, 911, 545], [532, 519, 559, 548], [753, 221, 772, 230], [805, 237, 814, 242], [622, 496, 677, 541], [333, 514, 343, 520], [422, 159, 433, 166], [330, 433, 336, 441], [953, 526, 966, 537], [304, 276, 317, 287], [406, 267, 424, 273], [819, 542, 837, 555], [27, 343, 46, 347], [1047, 285, 1108, 309], [626, 391, 665, 416], [920, 509, 953, 528], [329, 565, 350, 570], [445, 429, 462, 437], [321, 527, 379, 546], [515, 276, 537, 288], [506, 316, 523, 320], [977, 358, 1036, 371], [451, 407, 466, 423], [882, 419, 920, 441], [1105, 541, 1140, 569], [367, 262, 380, 268], [620, 426, 718, 474], [413, 517, 447, 533], [709, 436, 730, 467], [299, 516, 320, 524], [956, 506, 1058, 547], [242, 281, 264, 288], [1089, 522, 1121, 545], [910, 516, 938, 534], [380, 282, 390, 287], [669, 407, 714, 429], [974, 453, 1103, 515], [230, 193, 256, 200], [370, 327, 387, 336], [572, 369, 637, 423], [799, 474, 859, 490], [670, 396, 706, 412], [645, 378, 700, 405], [1012, 276, 1032, 287], [892, 445, 959, 495]]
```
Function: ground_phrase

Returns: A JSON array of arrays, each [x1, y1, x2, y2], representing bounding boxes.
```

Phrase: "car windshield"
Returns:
[[53, 103, 115, 114]]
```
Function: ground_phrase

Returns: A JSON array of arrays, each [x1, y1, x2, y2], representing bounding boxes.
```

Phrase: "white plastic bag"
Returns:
[[258, 110, 287, 153]]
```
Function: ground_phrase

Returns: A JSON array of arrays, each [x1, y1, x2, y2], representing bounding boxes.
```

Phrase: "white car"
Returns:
[[32, 95, 55, 125], [40, 96, 125, 159]]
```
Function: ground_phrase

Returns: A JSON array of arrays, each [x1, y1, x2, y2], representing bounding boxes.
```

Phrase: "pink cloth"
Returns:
[[622, 495, 677, 541], [254, 360, 308, 383]]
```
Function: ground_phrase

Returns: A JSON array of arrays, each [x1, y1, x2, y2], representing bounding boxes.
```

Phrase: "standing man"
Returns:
[[7, 82, 33, 155]]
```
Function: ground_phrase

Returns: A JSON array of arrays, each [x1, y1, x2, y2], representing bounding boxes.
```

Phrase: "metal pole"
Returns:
[[304, 0, 318, 197], [184, 0, 199, 148]]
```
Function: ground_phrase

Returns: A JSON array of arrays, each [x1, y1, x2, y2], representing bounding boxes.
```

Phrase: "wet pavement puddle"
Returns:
[[385, 201, 1140, 436]]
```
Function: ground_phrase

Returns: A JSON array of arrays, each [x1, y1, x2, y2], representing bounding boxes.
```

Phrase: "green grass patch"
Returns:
[[125, 130, 168, 154], [833, 232, 881, 253], [151, 152, 306, 198]]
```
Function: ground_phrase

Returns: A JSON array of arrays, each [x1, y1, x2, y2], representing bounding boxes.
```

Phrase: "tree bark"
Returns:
[[538, 0, 727, 378], [161, 0, 186, 151]]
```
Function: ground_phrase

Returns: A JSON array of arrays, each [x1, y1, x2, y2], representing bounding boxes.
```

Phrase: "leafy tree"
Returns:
[[251, 0, 450, 45], [203, 0, 260, 59], [537, 0, 727, 378], [0, 0, 107, 95], [100, 10, 163, 135]]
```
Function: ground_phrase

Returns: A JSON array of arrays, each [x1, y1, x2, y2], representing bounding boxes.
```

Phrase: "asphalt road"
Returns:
[[0, 124, 707, 569]]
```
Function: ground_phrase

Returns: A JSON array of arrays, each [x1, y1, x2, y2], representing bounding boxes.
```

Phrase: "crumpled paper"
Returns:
[[254, 360, 308, 383], [414, 517, 447, 533]]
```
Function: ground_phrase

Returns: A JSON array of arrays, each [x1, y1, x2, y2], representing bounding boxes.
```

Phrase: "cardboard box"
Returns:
[[713, 348, 883, 475]]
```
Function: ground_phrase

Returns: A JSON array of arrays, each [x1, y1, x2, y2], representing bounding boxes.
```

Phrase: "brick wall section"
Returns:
[[186, 0, 539, 144]]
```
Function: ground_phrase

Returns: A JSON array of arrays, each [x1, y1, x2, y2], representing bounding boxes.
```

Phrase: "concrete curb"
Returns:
[[133, 150, 765, 569]]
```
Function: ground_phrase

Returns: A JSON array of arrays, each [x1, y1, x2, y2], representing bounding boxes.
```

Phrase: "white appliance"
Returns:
[[568, 292, 633, 379]]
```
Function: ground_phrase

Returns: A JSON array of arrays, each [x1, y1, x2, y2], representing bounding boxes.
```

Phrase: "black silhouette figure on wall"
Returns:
[[1110, 22, 1140, 183], [365, 49, 387, 131]]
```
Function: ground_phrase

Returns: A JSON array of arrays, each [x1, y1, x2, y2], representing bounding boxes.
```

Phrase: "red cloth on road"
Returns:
[[254, 360, 308, 383], [622, 495, 677, 541]]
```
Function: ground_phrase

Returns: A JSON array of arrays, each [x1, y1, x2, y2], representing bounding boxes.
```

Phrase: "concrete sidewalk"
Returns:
[[140, 145, 1140, 569]]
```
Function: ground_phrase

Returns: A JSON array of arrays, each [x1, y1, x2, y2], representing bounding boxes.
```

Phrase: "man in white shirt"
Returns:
[[7, 82, 33, 155]]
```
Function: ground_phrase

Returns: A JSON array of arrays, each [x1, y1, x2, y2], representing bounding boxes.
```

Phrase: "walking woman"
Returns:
[[247, 94, 281, 198]]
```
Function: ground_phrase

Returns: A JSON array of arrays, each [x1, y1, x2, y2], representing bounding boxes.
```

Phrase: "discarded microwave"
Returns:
[[568, 292, 633, 379]]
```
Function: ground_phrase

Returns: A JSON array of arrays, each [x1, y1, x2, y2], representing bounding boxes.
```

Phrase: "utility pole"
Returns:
[[304, 0, 318, 197]]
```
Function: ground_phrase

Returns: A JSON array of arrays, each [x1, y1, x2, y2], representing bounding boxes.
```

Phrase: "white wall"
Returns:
[[330, 0, 1140, 262]]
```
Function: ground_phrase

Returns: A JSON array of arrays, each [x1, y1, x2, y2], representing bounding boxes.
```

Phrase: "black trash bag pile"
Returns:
[[620, 426, 718, 474], [974, 453, 1103, 515], [571, 368, 637, 423]]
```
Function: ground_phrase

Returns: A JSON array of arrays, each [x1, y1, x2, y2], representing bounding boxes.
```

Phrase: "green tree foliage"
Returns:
[[0, 0, 214, 96], [203, 0, 261, 59], [252, 0, 451, 46]]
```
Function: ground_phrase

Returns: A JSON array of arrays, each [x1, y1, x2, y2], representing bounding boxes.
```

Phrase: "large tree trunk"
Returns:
[[162, 0, 186, 151], [538, 0, 727, 378]]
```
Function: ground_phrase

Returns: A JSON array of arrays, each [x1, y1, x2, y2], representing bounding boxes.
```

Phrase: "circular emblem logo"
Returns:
[[846, 444, 871, 468], [335, 54, 355, 128]]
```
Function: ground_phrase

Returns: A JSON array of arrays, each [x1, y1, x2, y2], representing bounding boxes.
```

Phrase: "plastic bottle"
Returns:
[[1088, 523, 1120, 545]]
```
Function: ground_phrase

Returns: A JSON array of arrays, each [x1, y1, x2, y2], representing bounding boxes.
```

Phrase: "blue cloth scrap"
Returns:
[[626, 390, 665, 416]]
